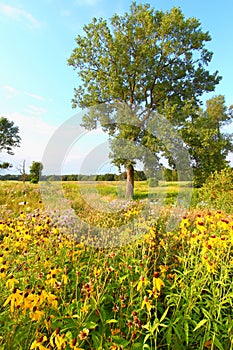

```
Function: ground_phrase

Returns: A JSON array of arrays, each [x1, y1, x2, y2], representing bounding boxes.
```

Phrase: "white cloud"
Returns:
[[24, 91, 44, 101], [25, 105, 47, 116], [2, 84, 19, 98], [2, 84, 45, 102], [0, 3, 41, 28], [1, 112, 56, 172]]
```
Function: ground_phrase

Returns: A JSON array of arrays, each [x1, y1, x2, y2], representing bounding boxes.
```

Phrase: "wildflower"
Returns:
[[30, 306, 45, 321], [112, 304, 119, 313], [133, 316, 142, 328], [46, 274, 57, 287], [126, 320, 133, 328], [196, 221, 206, 234], [137, 275, 148, 291], [6, 275, 19, 289], [78, 328, 89, 340], [62, 274, 69, 284], [3, 288, 22, 313], [0, 266, 6, 279], [81, 304, 89, 314], [93, 267, 101, 277], [111, 328, 121, 336], [70, 338, 84, 350], [30, 335, 48, 350], [153, 272, 165, 292], [141, 295, 152, 312], [50, 329, 67, 350], [81, 282, 94, 298], [46, 292, 58, 308]]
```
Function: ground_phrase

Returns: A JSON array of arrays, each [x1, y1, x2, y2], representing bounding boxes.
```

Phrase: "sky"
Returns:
[[0, 0, 233, 175]]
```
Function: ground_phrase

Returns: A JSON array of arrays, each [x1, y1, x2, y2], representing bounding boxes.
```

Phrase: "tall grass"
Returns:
[[0, 180, 232, 349]]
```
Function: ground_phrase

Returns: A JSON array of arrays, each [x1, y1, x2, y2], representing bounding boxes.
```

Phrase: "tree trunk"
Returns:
[[126, 164, 134, 199]]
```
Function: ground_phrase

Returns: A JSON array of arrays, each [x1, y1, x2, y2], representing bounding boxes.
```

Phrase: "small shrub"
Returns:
[[148, 177, 159, 187], [197, 167, 233, 213]]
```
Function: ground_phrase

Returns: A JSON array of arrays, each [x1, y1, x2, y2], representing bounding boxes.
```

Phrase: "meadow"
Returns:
[[0, 179, 233, 349]]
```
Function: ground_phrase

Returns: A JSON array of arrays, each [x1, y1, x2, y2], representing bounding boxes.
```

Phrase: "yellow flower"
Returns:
[[6, 275, 19, 289], [81, 304, 89, 314], [54, 334, 66, 350], [46, 292, 58, 308], [30, 336, 48, 350], [3, 288, 23, 313], [137, 275, 149, 291], [62, 274, 69, 285], [153, 273, 165, 292], [49, 328, 66, 350], [78, 328, 89, 340], [141, 296, 152, 312], [22, 293, 40, 312], [70, 338, 84, 349], [30, 307, 45, 321]]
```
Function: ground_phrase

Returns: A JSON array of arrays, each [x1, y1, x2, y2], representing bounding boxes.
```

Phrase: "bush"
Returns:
[[196, 167, 233, 213], [148, 177, 159, 187]]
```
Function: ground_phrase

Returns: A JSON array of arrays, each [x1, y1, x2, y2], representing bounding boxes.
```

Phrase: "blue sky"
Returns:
[[0, 0, 233, 174]]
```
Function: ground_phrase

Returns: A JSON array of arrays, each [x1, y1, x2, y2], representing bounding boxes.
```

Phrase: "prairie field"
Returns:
[[0, 180, 233, 350]]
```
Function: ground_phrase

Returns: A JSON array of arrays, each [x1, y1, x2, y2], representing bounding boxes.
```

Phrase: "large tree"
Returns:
[[68, 2, 221, 198], [182, 95, 233, 187], [0, 116, 21, 169]]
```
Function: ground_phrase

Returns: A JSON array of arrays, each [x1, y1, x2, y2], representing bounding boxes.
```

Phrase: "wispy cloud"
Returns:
[[1, 112, 56, 171], [2, 85, 45, 101], [0, 3, 41, 28], [2, 84, 19, 98], [24, 91, 44, 101], [25, 105, 46, 116]]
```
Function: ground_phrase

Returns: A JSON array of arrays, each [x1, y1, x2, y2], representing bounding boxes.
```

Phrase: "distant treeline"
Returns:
[[0, 168, 179, 182]]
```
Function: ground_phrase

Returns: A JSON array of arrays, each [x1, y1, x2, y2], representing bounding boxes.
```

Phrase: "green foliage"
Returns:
[[197, 167, 233, 213], [182, 96, 233, 187], [68, 2, 220, 197], [29, 161, 43, 184], [148, 177, 159, 187], [0, 116, 21, 168]]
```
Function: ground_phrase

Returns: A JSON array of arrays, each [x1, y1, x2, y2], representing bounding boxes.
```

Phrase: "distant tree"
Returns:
[[17, 160, 27, 183], [0, 116, 21, 169], [68, 2, 221, 198], [29, 161, 43, 184], [163, 168, 178, 182], [182, 95, 233, 187]]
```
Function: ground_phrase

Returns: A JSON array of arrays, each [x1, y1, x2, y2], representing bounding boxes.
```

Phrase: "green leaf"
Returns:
[[143, 333, 151, 344], [160, 306, 170, 323], [131, 342, 144, 349], [112, 336, 130, 347], [193, 319, 208, 332], [106, 319, 118, 324], [91, 333, 101, 349], [184, 322, 189, 345], [84, 321, 98, 329], [166, 325, 172, 347], [213, 336, 225, 350]]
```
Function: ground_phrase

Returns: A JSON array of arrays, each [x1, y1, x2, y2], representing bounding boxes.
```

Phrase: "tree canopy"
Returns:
[[0, 116, 21, 169], [68, 2, 221, 196], [182, 95, 233, 186], [29, 161, 43, 184]]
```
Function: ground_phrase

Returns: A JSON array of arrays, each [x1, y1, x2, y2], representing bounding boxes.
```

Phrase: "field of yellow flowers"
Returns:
[[0, 181, 233, 349]]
